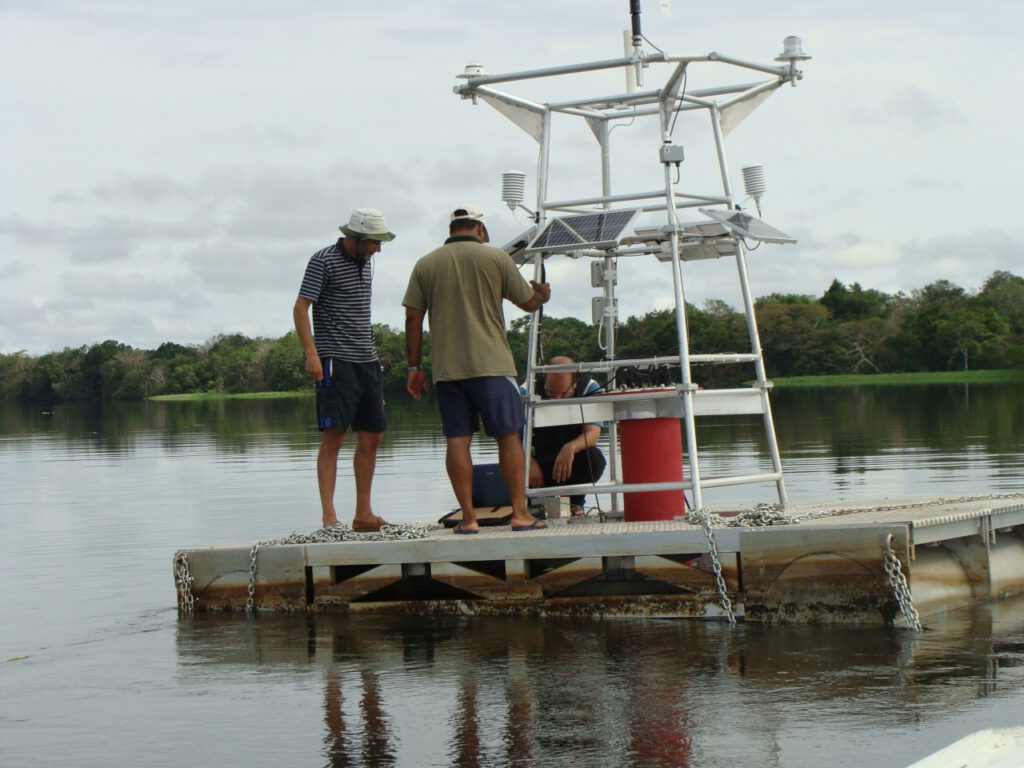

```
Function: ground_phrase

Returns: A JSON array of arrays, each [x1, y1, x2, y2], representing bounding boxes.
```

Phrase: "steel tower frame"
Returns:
[[454, 31, 810, 513]]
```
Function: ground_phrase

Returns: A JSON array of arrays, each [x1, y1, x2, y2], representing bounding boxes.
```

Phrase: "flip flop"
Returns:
[[352, 516, 390, 532], [511, 520, 547, 532], [453, 523, 479, 535]]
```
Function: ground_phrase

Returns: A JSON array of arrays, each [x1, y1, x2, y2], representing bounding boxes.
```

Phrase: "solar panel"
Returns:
[[501, 226, 537, 265], [525, 209, 640, 254], [698, 208, 796, 244]]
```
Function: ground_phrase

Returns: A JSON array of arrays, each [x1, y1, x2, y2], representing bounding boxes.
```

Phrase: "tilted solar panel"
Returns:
[[501, 226, 537, 265], [526, 209, 639, 253], [698, 208, 796, 244]]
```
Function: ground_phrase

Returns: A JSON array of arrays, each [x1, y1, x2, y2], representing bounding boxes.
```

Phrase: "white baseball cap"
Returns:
[[340, 207, 396, 241], [450, 204, 487, 225], [450, 205, 489, 242]]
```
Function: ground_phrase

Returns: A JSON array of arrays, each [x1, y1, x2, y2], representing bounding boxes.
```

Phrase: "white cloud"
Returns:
[[882, 87, 965, 132], [1, 1, 1022, 354]]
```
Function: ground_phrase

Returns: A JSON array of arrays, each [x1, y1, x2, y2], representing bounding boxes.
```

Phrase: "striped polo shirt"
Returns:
[[298, 240, 377, 362]]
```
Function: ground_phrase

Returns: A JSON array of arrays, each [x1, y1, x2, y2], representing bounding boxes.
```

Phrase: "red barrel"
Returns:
[[620, 415, 685, 521]]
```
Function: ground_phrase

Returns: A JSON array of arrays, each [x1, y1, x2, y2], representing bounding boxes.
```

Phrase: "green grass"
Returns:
[[770, 369, 1024, 388], [149, 390, 311, 402]]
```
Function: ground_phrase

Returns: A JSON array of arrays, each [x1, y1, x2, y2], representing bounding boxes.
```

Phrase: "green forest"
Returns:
[[3, 271, 1022, 403]]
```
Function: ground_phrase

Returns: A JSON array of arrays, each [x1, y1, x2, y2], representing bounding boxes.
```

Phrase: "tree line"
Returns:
[[2, 270, 1021, 403]]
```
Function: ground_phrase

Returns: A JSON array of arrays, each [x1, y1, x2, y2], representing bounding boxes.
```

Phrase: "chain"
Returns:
[[883, 535, 922, 631], [246, 542, 260, 613], [244, 522, 438, 614], [687, 510, 736, 624], [256, 522, 438, 546], [684, 492, 1022, 626], [173, 551, 195, 614], [694, 492, 1024, 529]]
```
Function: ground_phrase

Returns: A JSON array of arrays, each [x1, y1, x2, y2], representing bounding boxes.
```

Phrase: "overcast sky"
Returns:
[[2, 1, 1021, 355]]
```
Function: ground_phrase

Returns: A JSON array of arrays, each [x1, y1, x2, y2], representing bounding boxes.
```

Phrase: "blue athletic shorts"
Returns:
[[436, 376, 525, 438], [315, 358, 387, 433]]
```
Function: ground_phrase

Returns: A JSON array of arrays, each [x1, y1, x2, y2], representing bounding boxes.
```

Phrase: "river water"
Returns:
[[2, 383, 1023, 767]]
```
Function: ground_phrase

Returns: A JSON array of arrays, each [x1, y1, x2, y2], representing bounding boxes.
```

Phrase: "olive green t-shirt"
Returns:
[[403, 237, 535, 382]]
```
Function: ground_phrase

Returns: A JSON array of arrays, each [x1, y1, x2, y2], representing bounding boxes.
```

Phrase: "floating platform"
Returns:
[[174, 495, 1024, 625]]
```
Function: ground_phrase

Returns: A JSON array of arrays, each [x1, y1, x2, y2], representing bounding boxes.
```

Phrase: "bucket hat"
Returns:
[[340, 208, 396, 241]]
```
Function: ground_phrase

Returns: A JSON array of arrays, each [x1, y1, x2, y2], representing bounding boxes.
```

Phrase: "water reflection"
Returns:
[[175, 596, 1024, 768], [324, 669, 395, 767], [3, 383, 1021, 458], [0, 397, 444, 457], [778, 383, 1024, 453]]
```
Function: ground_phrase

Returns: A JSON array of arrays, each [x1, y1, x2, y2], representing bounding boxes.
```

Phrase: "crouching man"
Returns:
[[527, 356, 606, 516]]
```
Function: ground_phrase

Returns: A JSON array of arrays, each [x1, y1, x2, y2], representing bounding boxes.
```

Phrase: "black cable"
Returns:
[[668, 67, 688, 140], [587, 366, 624, 395], [515, 258, 548, 376]]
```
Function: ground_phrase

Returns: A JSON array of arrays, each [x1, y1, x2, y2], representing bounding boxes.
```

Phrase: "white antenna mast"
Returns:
[[628, 0, 644, 87]]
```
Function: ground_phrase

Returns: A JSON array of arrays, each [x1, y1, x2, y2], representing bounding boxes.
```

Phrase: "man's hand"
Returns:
[[552, 443, 576, 483], [530, 280, 551, 304], [305, 353, 324, 381], [407, 370, 429, 401], [517, 280, 551, 312]]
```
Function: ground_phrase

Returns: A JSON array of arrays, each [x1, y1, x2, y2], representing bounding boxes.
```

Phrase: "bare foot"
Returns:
[[352, 515, 390, 532]]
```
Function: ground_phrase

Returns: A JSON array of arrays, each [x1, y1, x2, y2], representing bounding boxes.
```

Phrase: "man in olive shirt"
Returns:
[[403, 205, 551, 533]]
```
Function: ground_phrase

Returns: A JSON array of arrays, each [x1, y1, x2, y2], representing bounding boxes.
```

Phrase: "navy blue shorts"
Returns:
[[436, 376, 525, 438], [315, 358, 387, 433]]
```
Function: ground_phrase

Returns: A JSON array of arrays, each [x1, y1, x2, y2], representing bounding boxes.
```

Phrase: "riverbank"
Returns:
[[771, 369, 1023, 388], [147, 369, 1024, 400], [149, 390, 308, 402]]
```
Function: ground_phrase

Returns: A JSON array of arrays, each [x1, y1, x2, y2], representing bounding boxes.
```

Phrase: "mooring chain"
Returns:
[[174, 551, 195, 614], [683, 491, 1023, 626], [687, 510, 736, 625], [244, 522, 438, 614], [246, 542, 260, 613], [883, 535, 922, 631], [735, 503, 795, 526], [258, 522, 439, 547], [697, 492, 1024, 529]]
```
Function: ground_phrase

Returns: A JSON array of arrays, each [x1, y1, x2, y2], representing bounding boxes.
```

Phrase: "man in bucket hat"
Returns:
[[403, 205, 551, 533], [293, 207, 396, 530]]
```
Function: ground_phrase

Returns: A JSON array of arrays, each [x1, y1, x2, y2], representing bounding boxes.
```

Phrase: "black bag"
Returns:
[[471, 463, 511, 507], [437, 463, 543, 527]]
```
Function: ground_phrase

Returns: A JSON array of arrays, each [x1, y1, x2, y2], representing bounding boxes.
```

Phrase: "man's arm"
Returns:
[[552, 424, 601, 483], [558, 423, 602, 458], [404, 306, 429, 400], [515, 280, 551, 313], [293, 296, 323, 381]]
